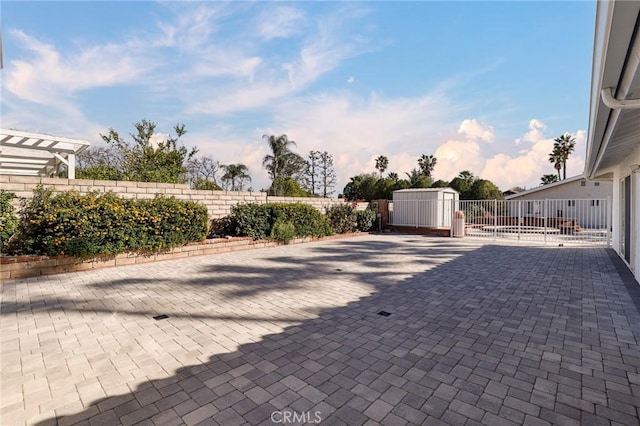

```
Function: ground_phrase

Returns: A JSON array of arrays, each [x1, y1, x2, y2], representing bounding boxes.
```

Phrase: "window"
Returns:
[[591, 200, 600, 207], [581, 180, 586, 186], [594, 182, 600, 186], [567, 200, 575, 206]]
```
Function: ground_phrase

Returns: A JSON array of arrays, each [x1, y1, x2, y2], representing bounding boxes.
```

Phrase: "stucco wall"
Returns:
[[507, 178, 613, 201], [611, 144, 640, 280], [0, 175, 348, 219]]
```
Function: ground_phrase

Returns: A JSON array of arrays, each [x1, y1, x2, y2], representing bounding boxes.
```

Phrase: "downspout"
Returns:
[[590, 12, 640, 177], [601, 87, 640, 109]]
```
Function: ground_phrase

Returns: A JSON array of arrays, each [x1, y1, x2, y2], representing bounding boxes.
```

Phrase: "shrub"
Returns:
[[271, 220, 296, 244], [208, 216, 234, 238], [356, 209, 376, 232], [268, 203, 332, 238], [0, 191, 19, 253], [228, 203, 272, 240], [325, 203, 357, 234], [227, 202, 332, 240], [9, 185, 208, 258]]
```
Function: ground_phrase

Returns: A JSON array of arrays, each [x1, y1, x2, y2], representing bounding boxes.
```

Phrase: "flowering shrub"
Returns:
[[325, 204, 357, 234], [355, 209, 376, 232], [8, 185, 208, 258], [0, 191, 18, 252]]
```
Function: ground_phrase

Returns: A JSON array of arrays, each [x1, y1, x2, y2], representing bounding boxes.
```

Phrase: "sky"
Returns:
[[1, 1, 597, 194]]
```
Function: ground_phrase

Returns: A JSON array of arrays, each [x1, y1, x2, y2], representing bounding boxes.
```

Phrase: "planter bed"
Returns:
[[0, 232, 366, 280]]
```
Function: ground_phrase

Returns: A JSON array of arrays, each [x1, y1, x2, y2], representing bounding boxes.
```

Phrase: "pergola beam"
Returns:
[[0, 129, 90, 179]]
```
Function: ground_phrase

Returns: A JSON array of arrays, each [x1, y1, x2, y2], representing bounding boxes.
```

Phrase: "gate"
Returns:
[[459, 198, 611, 246], [389, 198, 611, 246]]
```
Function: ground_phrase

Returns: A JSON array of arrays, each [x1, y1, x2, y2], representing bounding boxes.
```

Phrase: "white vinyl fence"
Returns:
[[389, 198, 611, 246]]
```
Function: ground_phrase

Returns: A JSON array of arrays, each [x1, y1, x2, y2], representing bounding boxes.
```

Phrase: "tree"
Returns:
[[221, 164, 251, 191], [387, 172, 399, 182], [342, 174, 379, 201], [405, 168, 432, 188], [98, 119, 197, 183], [262, 134, 305, 182], [417, 154, 437, 177], [319, 152, 337, 197], [449, 170, 476, 198], [548, 148, 563, 180], [186, 155, 221, 190], [269, 176, 313, 197], [553, 133, 576, 180], [75, 147, 123, 180], [303, 151, 321, 195], [431, 179, 449, 188], [375, 155, 389, 177], [541, 174, 559, 185], [467, 179, 503, 200]]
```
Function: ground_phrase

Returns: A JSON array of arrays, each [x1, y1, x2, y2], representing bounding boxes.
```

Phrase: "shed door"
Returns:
[[442, 193, 454, 227]]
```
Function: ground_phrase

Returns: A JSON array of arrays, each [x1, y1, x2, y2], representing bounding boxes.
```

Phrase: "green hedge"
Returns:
[[228, 203, 332, 240], [9, 186, 208, 258], [0, 191, 19, 253]]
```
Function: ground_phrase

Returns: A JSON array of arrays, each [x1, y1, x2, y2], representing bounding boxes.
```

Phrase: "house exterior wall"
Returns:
[[508, 179, 613, 200], [506, 179, 612, 228], [610, 144, 640, 279]]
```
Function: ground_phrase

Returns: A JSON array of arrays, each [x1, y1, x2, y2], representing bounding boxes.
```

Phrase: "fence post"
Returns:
[[493, 199, 497, 240], [518, 200, 522, 240], [607, 196, 612, 247], [450, 198, 454, 238], [544, 199, 548, 244]]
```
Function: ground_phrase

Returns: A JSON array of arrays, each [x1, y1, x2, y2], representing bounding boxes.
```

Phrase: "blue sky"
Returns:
[[1, 1, 596, 193]]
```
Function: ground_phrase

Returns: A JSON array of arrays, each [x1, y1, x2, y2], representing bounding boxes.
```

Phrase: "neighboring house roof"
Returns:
[[504, 175, 588, 200], [502, 188, 521, 196], [585, 0, 640, 178]]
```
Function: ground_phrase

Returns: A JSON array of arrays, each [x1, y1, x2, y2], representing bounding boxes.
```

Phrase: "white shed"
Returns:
[[392, 188, 460, 228]]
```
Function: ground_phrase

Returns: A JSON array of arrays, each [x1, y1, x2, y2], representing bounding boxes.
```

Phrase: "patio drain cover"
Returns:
[[378, 311, 391, 317], [153, 314, 169, 320]]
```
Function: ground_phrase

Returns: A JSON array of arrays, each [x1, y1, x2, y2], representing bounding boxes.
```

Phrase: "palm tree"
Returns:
[[458, 170, 475, 186], [553, 133, 576, 180], [548, 148, 563, 180], [387, 172, 399, 182], [262, 134, 304, 181], [541, 174, 559, 185], [375, 155, 389, 177], [221, 164, 251, 191], [417, 154, 437, 177]]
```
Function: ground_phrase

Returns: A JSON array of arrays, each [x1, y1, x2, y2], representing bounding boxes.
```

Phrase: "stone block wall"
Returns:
[[0, 175, 349, 218]]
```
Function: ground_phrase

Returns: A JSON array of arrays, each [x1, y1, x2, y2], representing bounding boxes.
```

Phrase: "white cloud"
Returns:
[[481, 127, 586, 189], [257, 6, 305, 40], [433, 139, 485, 181], [347, 76, 355, 84], [268, 90, 458, 191], [515, 118, 546, 145], [457, 119, 494, 143], [4, 30, 153, 106]]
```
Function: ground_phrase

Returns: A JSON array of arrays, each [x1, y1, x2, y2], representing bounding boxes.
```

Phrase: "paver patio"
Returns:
[[1, 234, 639, 426]]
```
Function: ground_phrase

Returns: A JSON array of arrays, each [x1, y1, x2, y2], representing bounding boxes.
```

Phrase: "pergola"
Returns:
[[0, 129, 90, 179]]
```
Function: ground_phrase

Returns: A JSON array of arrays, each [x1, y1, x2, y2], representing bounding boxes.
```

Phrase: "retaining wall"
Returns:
[[0, 233, 365, 280], [0, 175, 348, 218]]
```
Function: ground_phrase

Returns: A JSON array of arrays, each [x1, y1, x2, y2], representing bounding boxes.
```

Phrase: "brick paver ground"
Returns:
[[1, 234, 639, 425]]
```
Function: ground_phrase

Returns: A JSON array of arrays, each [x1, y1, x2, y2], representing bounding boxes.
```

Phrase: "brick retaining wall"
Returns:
[[0, 232, 366, 280]]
